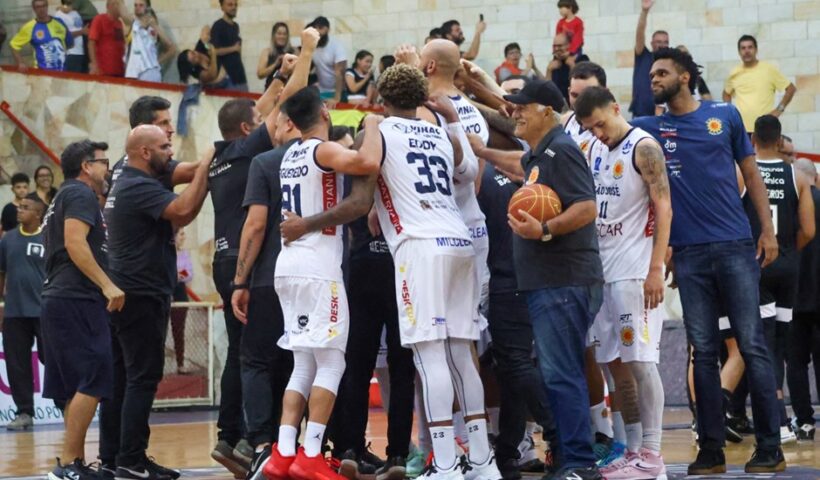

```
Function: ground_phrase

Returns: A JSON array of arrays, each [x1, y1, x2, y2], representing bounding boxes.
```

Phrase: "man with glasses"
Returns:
[[547, 33, 589, 104]]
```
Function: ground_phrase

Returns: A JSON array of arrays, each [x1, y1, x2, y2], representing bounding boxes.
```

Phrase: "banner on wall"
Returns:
[[0, 334, 69, 426]]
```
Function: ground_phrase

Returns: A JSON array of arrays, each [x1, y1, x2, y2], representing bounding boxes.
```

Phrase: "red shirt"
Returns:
[[494, 60, 523, 83], [89, 13, 125, 76], [556, 16, 584, 55]]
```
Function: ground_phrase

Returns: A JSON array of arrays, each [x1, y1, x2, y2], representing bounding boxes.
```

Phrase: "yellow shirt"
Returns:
[[724, 61, 790, 132]]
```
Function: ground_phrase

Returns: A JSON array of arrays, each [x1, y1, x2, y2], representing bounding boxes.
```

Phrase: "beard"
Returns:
[[149, 153, 171, 176], [653, 81, 682, 105], [318, 34, 329, 48], [453, 35, 465, 46]]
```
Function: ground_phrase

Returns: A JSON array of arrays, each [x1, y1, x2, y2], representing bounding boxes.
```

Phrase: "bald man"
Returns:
[[99, 125, 211, 480], [548, 33, 589, 104]]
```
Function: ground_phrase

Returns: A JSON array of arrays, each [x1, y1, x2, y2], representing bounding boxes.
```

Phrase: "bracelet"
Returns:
[[776, 104, 785, 113], [230, 280, 249, 290], [273, 71, 289, 83]]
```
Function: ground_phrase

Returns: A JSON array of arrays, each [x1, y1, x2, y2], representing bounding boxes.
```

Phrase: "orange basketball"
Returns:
[[508, 183, 562, 223]]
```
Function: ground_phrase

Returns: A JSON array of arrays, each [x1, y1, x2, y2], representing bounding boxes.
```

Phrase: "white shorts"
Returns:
[[589, 279, 663, 364], [274, 276, 349, 352], [393, 238, 480, 346]]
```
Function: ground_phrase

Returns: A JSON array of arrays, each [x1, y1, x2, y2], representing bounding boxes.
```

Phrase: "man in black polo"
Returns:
[[41, 140, 124, 480], [473, 79, 603, 480], [102, 125, 210, 480], [210, 0, 247, 91]]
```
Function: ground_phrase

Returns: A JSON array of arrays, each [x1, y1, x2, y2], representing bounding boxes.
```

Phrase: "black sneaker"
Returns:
[[794, 422, 816, 441], [114, 461, 172, 480], [724, 419, 744, 444], [552, 466, 602, 480], [340, 449, 378, 480], [212, 440, 249, 479], [687, 448, 726, 475], [376, 456, 407, 480], [144, 457, 180, 480], [744, 447, 786, 473], [591, 432, 612, 463], [363, 443, 386, 469], [727, 414, 754, 434], [497, 457, 521, 480], [48, 458, 97, 480], [246, 445, 271, 480]]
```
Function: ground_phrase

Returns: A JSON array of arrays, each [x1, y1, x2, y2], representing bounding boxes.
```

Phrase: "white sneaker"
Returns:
[[422, 460, 464, 480], [780, 425, 797, 444], [516, 435, 539, 466], [462, 455, 502, 480]]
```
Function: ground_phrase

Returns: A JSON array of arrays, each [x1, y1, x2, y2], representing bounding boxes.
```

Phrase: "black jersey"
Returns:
[[743, 159, 800, 260]]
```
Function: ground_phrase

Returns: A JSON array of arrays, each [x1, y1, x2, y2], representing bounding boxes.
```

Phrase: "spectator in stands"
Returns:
[[122, 0, 176, 82], [309, 16, 346, 107], [178, 26, 226, 86], [10, 0, 74, 72], [257, 22, 296, 90], [676, 45, 712, 100], [724, 34, 797, 133], [494, 42, 540, 83], [441, 18, 485, 60], [27, 166, 58, 205], [632, 0, 668, 117], [345, 50, 377, 106], [71, 0, 98, 24], [55, 0, 88, 73], [548, 32, 588, 104], [171, 228, 194, 375], [211, 0, 248, 91], [425, 27, 444, 44], [1, 197, 47, 431], [88, 0, 126, 76], [555, 0, 584, 56], [1, 173, 31, 234]]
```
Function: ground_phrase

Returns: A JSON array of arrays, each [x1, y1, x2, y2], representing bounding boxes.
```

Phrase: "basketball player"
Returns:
[[564, 62, 605, 157], [744, 115, 815, 440], [263, 86, 379, 480], [575, 86, 672, 478]]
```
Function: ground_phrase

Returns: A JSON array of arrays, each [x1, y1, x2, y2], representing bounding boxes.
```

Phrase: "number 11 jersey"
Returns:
[[375, 116, 471, 250]]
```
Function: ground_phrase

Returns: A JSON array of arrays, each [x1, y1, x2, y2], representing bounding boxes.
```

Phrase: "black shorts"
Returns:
[[41, 296, 113, 402], [759, 260, 799, 321]]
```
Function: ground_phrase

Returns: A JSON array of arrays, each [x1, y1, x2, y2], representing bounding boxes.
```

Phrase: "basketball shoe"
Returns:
[[600, 448, 666, 480], [289, 447, 346, 480], [262, 443, 295, 480]]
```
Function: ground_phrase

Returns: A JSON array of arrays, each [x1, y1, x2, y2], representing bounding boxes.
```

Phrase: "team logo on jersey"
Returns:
[[621, 140, 633, 155], [297, 315, 309, 328], [706, 118, 724, 135], [612, 159, 625, 179], [580, 140, 590, 154], [620, 326, 635, 346], [35, 30, 45, 40], [526, 166, 540, 185]]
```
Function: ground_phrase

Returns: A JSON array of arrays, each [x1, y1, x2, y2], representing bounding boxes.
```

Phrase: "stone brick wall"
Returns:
[[1, 0, 818, 149]]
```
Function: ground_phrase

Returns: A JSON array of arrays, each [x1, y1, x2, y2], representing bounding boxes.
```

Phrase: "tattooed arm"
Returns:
[[636, 138, 672, 310], [231, 204, 267, 323]]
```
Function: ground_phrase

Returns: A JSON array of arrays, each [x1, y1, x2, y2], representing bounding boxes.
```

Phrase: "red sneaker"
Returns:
[[289, 448, 346, 480], [263, 443, 295, 480]]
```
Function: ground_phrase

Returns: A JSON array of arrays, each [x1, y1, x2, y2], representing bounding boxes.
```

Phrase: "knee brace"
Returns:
[[312, 348, 346, 395]]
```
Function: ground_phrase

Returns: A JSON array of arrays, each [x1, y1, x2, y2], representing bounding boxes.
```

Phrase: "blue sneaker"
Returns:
[[595, 441, 626, 468]]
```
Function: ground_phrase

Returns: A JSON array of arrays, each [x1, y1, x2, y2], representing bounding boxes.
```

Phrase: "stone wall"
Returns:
[[1, 0, 818, 149]]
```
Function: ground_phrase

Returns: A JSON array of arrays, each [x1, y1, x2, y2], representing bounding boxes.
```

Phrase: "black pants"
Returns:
[[99, 294, 170, 467], [2, 317, 42, 416], [240, 285, 293, 447], [787, 311, 820, 426], [213, 256, 245, 445], [331, 258, 416, 458], [487, 292, 557, 462]]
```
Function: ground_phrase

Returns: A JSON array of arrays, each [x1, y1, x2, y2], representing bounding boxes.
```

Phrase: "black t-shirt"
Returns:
[[104, 167, 178, 296], [1, 202, 18, 232], [796, 187, 820, 313], [344, 68, 372, 96], [210, 18, 247, 85], [27, 188, 58, 205], [513, 126, 603, 290], [42, 179, 108, 300], [111, 155, 179, 191], [210, 124, 273, 259], [477, 164, 519, 295], [346, 174, 391, 263], [241, 139, 296, 288], [551, 55, 589, 104]]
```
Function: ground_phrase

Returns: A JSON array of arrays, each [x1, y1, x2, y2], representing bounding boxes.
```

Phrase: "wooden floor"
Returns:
[[2, 408, 818, 479]]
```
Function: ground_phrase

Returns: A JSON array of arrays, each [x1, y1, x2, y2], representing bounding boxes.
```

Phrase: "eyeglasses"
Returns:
[[86, 158, 110, 167]]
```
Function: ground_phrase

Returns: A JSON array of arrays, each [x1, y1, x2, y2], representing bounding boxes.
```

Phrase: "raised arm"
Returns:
[[635, 139, 672, 309], [64, 219, 125, 311], [462, 19, 486, 61], [739, 155, 778, 266], [161, 148, 211, 227], [635, 0, 653, 55], [796, 169, 816, 250]]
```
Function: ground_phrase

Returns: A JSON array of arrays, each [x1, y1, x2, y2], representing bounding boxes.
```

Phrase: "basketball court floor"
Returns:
[[2, 407, 819, 479]]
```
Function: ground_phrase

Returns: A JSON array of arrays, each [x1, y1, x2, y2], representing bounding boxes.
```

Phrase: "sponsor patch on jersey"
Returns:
[[612, 159, 625, 179], [329, 282, 339, 323], [620, 326, 635, 346], [580, 140, 590, 154], [297, 314, 309, 328], [400, 274, 416, 326], [526, 166, 540, 185], [706, 118, 724, 136], [621, 140, 633, 155], [35, 29, 45, 40], [432, 317, 446, 326], [328, 326, 339, 339]]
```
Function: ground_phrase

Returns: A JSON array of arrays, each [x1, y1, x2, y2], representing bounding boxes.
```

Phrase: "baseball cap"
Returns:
[[310, 16, 330, 28], [504, 79, 566, 112]]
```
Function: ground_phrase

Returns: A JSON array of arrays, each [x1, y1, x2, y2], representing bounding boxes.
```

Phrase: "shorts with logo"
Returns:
[[588, 279, 663, 363], [275, 276, 349, 352], [393, 237, 479, 346]]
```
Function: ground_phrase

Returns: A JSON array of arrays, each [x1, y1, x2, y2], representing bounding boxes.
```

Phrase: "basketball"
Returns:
[[508, 183, 562, 223]]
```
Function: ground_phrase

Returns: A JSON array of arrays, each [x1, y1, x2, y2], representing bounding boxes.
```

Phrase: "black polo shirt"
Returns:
[[513, 125, 603, 290]]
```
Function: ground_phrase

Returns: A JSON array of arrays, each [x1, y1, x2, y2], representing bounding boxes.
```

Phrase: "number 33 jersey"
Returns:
[[275, 138, 344, 281], [375, 116, 471, 250]]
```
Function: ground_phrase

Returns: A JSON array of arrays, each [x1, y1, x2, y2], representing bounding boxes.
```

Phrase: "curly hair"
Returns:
[[653, 47, 701, 94], [377, 64, 429, 110]]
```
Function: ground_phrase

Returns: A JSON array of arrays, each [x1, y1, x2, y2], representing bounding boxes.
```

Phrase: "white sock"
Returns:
[[453, 411, 468, 445], [612, 411, 626, 445], [487, 407, 501, 436], [466, 419, 491, 464], [525, 421, 537, 437], [625, 422, 643, 453], [304, 421, 326, 457], [590, 401, 614, 438], [278, 425, 298, 456], [430, 425, 457, 470]]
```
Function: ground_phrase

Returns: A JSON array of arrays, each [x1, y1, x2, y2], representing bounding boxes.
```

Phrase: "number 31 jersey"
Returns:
[[375, 116, 471, 250], [275, 138, 344, 281]]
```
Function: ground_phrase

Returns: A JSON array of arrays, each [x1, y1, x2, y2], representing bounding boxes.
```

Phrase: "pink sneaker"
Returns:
[[603, 448, 667, 480], [600, 451, 637, 474]]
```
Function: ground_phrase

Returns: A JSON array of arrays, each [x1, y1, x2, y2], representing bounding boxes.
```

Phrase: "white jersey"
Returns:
[[275, 138, 344, 281], [375, 116, 471, 250], [54, 10, 84, 56], [588, 128, 657, 283], [450, 94, 490, 145], [564, 112, 596, 157], [125, 20, 160, 78]]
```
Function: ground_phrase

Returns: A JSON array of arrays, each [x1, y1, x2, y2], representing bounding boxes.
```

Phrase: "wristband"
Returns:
[[230, 281, 249, 291], [273, 71, 289, 83]]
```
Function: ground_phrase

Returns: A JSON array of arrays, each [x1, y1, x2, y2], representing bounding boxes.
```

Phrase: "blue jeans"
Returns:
[[527, 284, 601, 469], [674, 239, 780, 450]]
